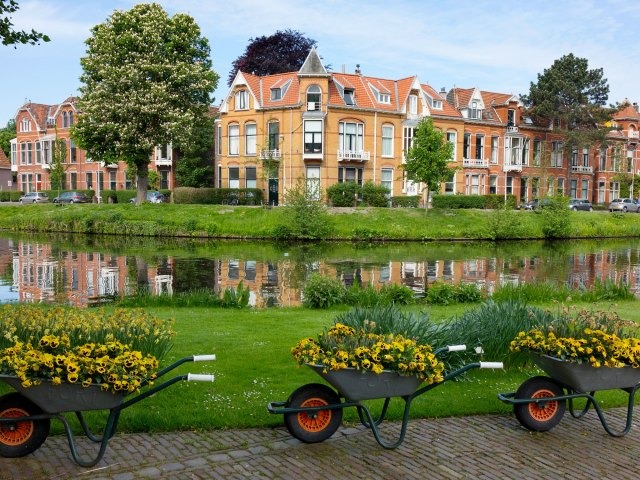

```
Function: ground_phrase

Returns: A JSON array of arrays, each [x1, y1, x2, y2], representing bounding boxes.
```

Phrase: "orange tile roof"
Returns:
[[613, 103, 640, 120], [421, 84, 461, 118], [449, 88, 474, 108], [481, 90, 514, 106], [0, 149, 10, 169]]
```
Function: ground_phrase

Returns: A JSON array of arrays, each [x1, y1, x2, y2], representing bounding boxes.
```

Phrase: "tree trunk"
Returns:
[[424, 187, 430, 214], [135, 163, 148, 206]]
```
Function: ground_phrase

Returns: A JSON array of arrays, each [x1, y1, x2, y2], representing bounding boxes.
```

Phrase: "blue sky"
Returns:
[[2, 0, 640, 125]]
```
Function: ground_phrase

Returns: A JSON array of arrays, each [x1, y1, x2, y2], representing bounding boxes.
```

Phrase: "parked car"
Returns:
[[53, 191, 91, 204], [608, 198, 640, 213], [129, 191, 167, 204], [19, 192, 49, 204], [519, 198, 552, 210], [568, 199, 593, 211]]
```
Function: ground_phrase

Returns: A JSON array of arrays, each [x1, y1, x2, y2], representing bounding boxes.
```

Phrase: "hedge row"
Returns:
[[100, 189, 172, 204], [173, 187, 262, 205], [326, 181, 390, 207], [432, 194, 517, 209], [0, 191, 23, 202], [391, 196, 420, 208]]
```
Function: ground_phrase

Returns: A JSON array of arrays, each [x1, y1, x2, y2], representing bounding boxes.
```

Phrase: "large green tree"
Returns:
[[73, 3, 218, 204], [175, 114, 215, 187], [402, 118, 455, 212], [521, 53, 613, 193], [0, 119, 15, 157], [1, 0, 49, 46]]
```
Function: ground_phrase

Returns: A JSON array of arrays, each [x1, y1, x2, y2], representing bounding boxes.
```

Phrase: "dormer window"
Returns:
[[409, 95, 418, 115], [379, 93, 390, 104], [19, 118, 31, 132], [507, 109, 515, 127], [235, 90, 248, 110], [432, 100, 443, 110], [344, 89, 355, 106], [307, 85, 321, 111], [469, 101, 481, 120], [270, 88, 282, 101]]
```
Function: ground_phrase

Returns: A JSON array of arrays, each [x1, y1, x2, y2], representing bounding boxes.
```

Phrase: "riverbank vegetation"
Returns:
[[1, 204, 640, 241]]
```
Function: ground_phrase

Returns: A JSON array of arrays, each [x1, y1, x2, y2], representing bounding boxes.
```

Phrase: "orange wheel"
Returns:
[[514, 376, 565, 432], [0, 393, 50, 458], [284, 384, 342, 443]]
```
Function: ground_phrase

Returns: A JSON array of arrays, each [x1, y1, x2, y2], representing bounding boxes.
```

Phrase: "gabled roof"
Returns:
[[612, 102, 640, 121], [421, 84, 461, 118], [16, 98, 78, 130], [0, 149, 10, 169], [481, 91, 517, 106], [298, 47, 329, 77]]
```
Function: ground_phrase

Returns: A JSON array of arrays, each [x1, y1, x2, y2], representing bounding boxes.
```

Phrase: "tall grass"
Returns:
[[492, 279, 634, 303], [105, 283, 250, 308]]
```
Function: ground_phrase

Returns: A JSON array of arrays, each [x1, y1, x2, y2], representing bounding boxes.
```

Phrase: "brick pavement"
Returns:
[[2, 408, 640, 479]]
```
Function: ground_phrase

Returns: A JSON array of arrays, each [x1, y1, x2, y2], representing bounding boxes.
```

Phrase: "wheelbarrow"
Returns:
[[268, 345, 503, 448], [498, 354, 640, 436], [0, 354, 217, 467]]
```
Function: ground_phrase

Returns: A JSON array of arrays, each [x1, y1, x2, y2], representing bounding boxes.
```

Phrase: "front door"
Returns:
[[268, 179, 279, 206]]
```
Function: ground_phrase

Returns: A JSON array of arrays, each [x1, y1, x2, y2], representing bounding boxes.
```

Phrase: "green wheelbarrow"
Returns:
[[268, 345, 503, 448], [0, 354, 216, 467]]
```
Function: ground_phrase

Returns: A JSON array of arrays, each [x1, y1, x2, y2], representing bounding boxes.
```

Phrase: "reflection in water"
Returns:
[[0, 235, 639, 307]]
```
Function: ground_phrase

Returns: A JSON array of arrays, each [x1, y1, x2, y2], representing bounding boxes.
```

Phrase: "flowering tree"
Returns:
[[1, 0, 49, 46], [73, 3, 219, 204]]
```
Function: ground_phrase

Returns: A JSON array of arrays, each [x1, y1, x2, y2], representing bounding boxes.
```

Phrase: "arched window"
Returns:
[[62, 112, 68, 128], [228, 124, 239, 155], [245, 123, 256, 155], [68, 111, 74, 126], [306, 85, 321, 111]]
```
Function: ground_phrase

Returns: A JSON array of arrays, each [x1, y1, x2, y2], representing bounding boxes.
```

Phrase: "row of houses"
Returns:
[[9, 48, 640, 204]]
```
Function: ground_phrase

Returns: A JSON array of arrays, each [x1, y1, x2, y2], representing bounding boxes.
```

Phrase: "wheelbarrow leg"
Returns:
[[57, 410, 122, 467], [357, 398, 391, 429], [357, 396, 414, 449], [588, 384, 640, 437], [568, 390, 596, 419], [75, 411, 118, 443]]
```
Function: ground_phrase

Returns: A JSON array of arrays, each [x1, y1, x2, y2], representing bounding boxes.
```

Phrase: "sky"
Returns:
[[2, 0, 640, 125]]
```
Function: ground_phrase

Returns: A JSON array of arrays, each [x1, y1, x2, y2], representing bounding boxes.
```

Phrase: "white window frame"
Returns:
[[228, 124, 239, 156], [381, 168, 393, 196], [490, 136, 499, 164], [306, 166, 321, 200], [307, 85, 321, 111], [245, 123, 256, 156], [409, 95, 418, 115], [304, 120, 323, 155], [234, 90, 248, 111], [379, 93, 390, 104], [228, 166, 240, 189], [339, 121, 364, 154], [270, 88, 282, 101], [446, 131, 457, 161], [245, 166, 257, 189], [382, 125, 394, 157], [475, 134, 485, 160]]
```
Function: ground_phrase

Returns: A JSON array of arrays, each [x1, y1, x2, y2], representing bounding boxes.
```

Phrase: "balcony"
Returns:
[[259, 149, 281, 160], [506, 126, 519, 134], [337, 150, 370, 162], [463, 158, 489, 168], [571, 165, 593, 174], [155, 157, 172, 166], [307, 101, 320, 111], [41, 163, 50, 170], [629, 131, 639, 140], [503, 163, 523, 172]]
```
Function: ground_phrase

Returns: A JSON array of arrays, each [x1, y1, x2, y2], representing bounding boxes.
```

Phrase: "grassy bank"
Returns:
[[1, 204, 640, 240], [3, 301, 637, 434]]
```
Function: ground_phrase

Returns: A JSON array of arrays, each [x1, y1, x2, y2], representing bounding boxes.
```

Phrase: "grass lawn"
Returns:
[[3, 301, 637, 435]]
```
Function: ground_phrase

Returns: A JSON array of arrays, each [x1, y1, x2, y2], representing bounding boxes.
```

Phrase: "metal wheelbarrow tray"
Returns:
[[0, 354, 216, 467], [268, 345, 503, 448], [498, 354, 640, 436]]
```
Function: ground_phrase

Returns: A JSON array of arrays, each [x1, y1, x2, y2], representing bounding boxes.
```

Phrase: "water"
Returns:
[[1, 233, 639, 307]]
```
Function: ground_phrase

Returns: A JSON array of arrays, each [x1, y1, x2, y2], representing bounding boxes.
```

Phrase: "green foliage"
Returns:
[[487, 206, 526, 240], [613, 173, 640, 198], [432, 194, 517, 209], [344, 282, 416, 306], [0, 0, 50, 46], [175, 114, 215, 187], [491, 279, 634, 303], [109, 283, 250, 308], [220, 281, 250, 308], [116, 190, 137, 204], [402, 117, 455, 210], [147, 170, 160, 190], [539, 195, 572, 238], [0, 191, 22, 202], [173, 187, 262, 205], [73, 3, 219, 202], [49, 135, 67, 196], [351, 226, 385, 242], [0, 119, 15, 157], [391, 196, 420, 208], [100, 189, 117, 203], [273, 180, 332, 240], [301, 274, 345, 308], [361, 182, 390, 207], [425, 282, 484, 305], [326, 182, 359, 207]]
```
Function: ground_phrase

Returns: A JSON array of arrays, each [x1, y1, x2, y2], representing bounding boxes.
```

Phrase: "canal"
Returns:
[[0, 233, 639, 307]]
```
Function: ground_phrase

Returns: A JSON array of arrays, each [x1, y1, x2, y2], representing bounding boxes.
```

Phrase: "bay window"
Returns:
[[304, 120, 322, 154]]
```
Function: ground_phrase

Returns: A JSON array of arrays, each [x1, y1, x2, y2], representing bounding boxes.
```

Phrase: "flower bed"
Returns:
[[0, 305, 174, 394], [291, 322, 444, 385]]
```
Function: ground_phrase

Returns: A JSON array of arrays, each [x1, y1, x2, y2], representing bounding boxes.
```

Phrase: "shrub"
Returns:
[[432, 194, 517, 209], [487, 207, 526, 240], [391, 196, 420, 208], [100, 189, 118, 203], [326, 182, 359, 207], [425, 281, 484, 305], [302, 274, 345, 308], [360, 181, 390, 207], [173, 187, 262, 205], [351, 226, 385, 242], [0, 191, 23, 202], [539, 195, 572, 239], [343, 282, 383, 306], [273, 181, 332, 240], [43, 189, 95, 202], [116, 190, 137, 204], [378, 283, 416, 305]]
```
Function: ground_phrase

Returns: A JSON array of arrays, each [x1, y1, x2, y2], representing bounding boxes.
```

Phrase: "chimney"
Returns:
[[634, 102, 639, 113], [341, 64, 346, 74], [355, 64, 361, 75], [440, 87, 446, 97]]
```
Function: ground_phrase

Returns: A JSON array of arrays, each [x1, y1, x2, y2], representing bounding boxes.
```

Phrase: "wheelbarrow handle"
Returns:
[[446, 345, 466, 352], [187, 373, 215, 382], [193, 354, 217, 362], [480, 362, 504, 369]]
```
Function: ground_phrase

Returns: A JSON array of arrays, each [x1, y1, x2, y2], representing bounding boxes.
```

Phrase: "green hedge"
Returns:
[[326, 181, 390, 207], [45, 189, 95, 202], [100, 189, 172, 203], [432, 194, 517, 209], [173, 187, 263, 205], [391, 196, 420, 208], [0, 191, 23, 202], [101, 189, 118, 203]]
